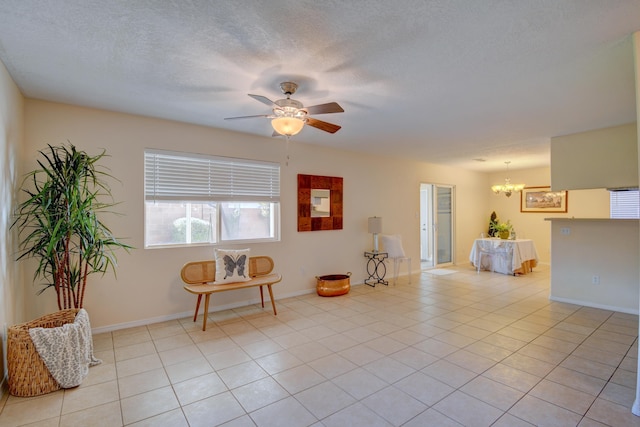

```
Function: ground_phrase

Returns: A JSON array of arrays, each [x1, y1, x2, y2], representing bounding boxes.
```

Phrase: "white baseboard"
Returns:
[[91, 285, 323, 334], [549, 295, 639, 315]]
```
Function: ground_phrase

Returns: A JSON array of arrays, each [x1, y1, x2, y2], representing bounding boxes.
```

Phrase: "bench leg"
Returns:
[[267, 284, 277, 315], [202, 294, 211, 331], [259, 286, 264, 308], [193, 294, 202, 322]]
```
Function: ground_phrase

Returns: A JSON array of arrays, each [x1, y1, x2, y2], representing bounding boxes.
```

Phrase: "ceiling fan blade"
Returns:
[[304, 102, 344, 115], [224, 114, 272, 120], [306, 117, 341, 134], [248, 94, 277, 106]]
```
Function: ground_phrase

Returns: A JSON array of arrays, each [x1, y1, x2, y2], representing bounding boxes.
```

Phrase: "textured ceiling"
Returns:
[[0, 1, 638, 171]]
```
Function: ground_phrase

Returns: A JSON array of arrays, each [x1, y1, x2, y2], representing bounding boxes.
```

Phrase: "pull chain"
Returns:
[[285, 135, 291, 166]]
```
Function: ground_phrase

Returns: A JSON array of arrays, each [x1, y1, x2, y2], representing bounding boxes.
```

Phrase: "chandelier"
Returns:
[[491, 161, 525, 197]]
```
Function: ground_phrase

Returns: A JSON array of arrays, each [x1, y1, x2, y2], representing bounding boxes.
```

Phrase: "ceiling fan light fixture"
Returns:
[[226, 82, 343, 135], [271, 116, 305, 136], [492, 161, 525, 197]]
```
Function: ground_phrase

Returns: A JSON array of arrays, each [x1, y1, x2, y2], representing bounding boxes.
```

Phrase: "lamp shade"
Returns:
[[368, 217, 382, 234], [271, 117, 304, 136]]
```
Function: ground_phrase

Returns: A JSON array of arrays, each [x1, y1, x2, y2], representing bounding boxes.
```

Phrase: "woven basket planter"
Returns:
[[7, 309, 80, 397]]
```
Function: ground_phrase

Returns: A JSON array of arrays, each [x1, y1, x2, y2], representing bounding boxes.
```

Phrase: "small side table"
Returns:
[[364, 251, 388, 287]]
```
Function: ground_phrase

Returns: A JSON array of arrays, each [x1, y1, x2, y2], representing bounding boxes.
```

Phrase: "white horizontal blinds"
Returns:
[[145, 149, 280, 202], [610, 190, 639, 219]]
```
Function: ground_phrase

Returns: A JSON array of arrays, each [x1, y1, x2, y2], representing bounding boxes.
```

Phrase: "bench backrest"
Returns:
[[181, 255, 275, 285]]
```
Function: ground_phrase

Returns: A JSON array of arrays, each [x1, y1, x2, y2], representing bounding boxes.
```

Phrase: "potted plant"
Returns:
[[12, 143, 131, 309], [491, 220, 513, 239]]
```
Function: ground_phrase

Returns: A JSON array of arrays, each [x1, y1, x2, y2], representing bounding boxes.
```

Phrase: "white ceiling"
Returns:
[[0, 1, 638, 172]]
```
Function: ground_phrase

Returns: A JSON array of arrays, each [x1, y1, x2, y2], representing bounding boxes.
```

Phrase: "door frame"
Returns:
[[420, 183, 455, 269]]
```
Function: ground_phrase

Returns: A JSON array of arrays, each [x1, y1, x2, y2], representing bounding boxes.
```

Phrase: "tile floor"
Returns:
[[1, 264, 640, 426]]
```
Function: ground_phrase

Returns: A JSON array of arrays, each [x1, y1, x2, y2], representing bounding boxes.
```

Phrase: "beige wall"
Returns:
[[8, 100, 614, 333], [551, 123, 638, 191], [22, 99, 494, 330], [487, 167, 609, 263], [0, 60, 25, 383], [549, 219, 639, 313]]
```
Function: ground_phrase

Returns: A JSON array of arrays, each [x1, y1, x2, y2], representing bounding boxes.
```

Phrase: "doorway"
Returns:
[[420, 183, 455, 269]]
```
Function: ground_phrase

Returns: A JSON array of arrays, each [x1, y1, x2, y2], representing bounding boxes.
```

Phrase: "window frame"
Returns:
[[144, 149, 281, 248]]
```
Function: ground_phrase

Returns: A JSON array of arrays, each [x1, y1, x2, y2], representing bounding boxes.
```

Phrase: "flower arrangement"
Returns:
[[492, 220, 513, 233], [490, 219, 513, 239]]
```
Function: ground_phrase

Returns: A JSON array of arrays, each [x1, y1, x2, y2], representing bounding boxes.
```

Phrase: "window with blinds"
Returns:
[[610, 190, 639, 219], [144, 149, 280, 247]]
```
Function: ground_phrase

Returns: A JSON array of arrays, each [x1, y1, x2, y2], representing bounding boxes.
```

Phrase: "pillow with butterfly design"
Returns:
[[214, 249, 252, 284]]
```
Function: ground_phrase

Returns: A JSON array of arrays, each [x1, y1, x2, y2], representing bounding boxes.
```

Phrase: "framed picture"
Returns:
[[520, 186, 568, 213], [297, 174, 343, 231]]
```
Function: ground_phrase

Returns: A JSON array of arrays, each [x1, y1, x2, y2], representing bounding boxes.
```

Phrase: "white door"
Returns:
[[420, 183, 455, 269]]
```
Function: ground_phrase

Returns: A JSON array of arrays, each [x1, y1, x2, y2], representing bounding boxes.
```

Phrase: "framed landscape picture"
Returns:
[[520, 186, 568, 213]]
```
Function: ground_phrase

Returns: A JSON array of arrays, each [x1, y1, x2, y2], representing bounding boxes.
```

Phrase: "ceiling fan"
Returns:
[[224, 82, 344, 136]]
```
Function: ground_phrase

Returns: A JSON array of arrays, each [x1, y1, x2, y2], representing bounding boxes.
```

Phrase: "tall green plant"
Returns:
[[12, 143, 131, 309]]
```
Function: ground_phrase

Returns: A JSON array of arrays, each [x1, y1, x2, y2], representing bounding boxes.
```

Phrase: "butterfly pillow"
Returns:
[[214, 249, 252, 284]]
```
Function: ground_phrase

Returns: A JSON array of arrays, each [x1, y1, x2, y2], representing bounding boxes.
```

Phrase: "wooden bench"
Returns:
[[181, 255, 281, 331]]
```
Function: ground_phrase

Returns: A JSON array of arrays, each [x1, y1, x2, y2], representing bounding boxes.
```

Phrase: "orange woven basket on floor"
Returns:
[[7, 309, 79, 397]]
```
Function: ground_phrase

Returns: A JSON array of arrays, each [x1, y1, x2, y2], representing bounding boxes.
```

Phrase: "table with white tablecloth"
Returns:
[[469, 238, 539, 275]]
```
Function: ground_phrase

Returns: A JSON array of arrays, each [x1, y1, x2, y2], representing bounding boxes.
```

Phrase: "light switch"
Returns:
[[560, 227, 570, 235]]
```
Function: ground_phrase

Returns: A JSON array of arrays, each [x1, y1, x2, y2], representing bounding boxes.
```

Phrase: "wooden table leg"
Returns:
[[259, 286, 264, 308], [193, 294, 202, 322], [267, 285, 277, 315], [202, 294, 210, 331]]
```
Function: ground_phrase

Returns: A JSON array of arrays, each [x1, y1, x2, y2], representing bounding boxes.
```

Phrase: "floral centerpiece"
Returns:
[[491, 220, 513, 239]]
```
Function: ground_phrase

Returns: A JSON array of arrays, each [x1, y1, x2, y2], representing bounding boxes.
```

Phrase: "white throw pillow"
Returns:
[[380, 234, 406, 258], [214, 249, 251, 284]]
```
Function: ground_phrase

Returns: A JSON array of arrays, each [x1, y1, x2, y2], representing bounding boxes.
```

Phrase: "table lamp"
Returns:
[[368, 216, 383, 252]]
